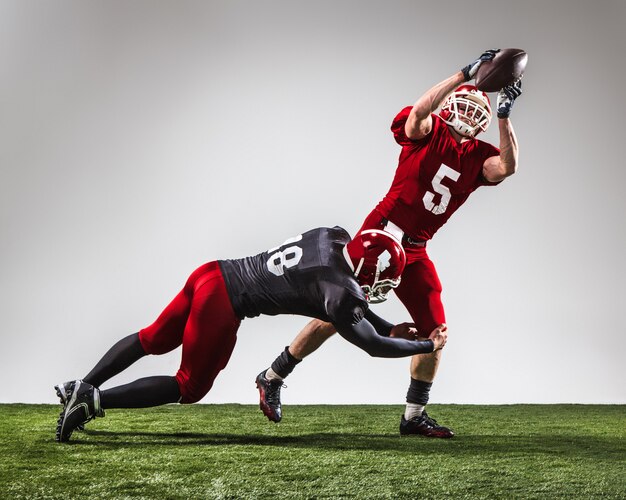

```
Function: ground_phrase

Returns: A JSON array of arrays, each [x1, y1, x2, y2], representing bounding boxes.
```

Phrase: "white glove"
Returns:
[[461, 49, 500, 81], [497, 80, 523, 118]]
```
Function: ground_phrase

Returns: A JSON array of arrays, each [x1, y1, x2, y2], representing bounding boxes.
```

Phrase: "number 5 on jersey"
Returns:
[[267, 234, 304, 276], [423, 164, 460, 215]]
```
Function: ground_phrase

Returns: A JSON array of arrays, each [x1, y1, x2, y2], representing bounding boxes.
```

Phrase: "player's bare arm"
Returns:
[[482, 119, 519, 182], [482, 80, 523, 182], [405, 49, 499, 140], [405, 72, 465, 140]]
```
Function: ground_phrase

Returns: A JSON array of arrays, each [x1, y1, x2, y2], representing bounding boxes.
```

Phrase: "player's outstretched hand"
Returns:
[[390, 322, 419, 340], [428, 324, 448, 351], [497, 79, 523, 118], [462, 49, 500, 81]]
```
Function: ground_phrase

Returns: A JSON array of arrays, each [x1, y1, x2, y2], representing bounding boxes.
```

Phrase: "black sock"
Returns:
[[83, 333, 147, 388], [270, 346, 302, 378], [100, 376, 180, 409], [406, 378, 432, 405]]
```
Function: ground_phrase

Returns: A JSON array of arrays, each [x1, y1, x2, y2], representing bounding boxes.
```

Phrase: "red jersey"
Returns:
[[375, 107, 500, 241]]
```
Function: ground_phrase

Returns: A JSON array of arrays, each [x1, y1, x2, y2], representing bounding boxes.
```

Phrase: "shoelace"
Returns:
[[421, 412, 440, 427], [265, 381, 286, 405]]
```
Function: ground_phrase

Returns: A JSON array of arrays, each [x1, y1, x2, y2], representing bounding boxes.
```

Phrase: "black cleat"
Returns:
[[400, 411, 454, 438], [255, 370, 285, 423], [55, 380, 104, 442], [54, 381, 85, 431]]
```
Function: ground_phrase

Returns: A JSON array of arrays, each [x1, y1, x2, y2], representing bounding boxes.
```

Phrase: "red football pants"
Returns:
[[359, 210, 446, 336], [138, 261, 241, 403]]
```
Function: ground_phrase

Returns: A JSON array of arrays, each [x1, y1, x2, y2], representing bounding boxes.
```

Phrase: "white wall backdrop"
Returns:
[[1, 0, 624, 404]]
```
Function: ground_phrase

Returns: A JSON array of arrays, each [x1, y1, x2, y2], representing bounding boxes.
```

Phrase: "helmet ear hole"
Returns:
[[344, 230, 406, 303], [378, 250, 392, 272]]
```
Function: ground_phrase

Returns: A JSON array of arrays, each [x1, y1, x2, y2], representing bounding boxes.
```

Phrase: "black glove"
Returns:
[[497, 80, 523, 118], [461, 49, 500, 81]]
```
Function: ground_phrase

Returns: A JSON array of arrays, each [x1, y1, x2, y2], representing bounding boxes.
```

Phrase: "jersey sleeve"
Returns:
[[322, 283, 368, 327], [364, 308, 394, 337], [391, 107, 439, 147], [327, 297, 367, 327], [391, 106, 413, 145]]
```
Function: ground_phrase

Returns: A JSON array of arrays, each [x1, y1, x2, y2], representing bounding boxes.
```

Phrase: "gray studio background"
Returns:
[[1, 1, 624, 405]]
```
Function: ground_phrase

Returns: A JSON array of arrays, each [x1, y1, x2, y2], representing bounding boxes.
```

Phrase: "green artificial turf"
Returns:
[[0, 404, 623, 499]]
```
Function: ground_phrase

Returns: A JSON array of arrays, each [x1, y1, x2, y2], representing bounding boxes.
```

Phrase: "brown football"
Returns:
[[475, 48, 528, 92]]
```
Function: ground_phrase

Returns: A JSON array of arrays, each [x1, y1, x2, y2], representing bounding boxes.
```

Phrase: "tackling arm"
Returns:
[[334, 318, 439, 358], [363, 309, 394, 337], [365, 309, 420, 340]]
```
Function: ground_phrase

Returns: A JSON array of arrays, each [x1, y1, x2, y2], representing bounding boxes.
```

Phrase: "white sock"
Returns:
[[404, 403, 425, 421], [265, 367, 283, 382]]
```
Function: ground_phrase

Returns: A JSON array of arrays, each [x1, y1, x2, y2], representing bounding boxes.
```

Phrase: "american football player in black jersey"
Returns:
[[54, 226, 447, 442]]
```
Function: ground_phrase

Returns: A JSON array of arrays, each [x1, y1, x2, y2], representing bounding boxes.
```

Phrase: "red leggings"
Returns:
[[138, 261, 241, 403], [359, 210, 446, 336]]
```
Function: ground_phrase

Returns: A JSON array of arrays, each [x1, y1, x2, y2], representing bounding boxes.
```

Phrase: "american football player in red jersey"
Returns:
[[256, 49, 523, 437]]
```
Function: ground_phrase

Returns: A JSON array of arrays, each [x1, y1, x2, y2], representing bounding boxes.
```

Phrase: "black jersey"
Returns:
[[218, 227, 368, 326]]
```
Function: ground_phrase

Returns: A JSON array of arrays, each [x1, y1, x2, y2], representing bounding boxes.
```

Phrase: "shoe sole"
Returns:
[[56, 380, 86, 443], [400, 431, 454, 439], [56, 380, 81, 442], [255, 380, 281, 423], [54, 382, 85, 432]]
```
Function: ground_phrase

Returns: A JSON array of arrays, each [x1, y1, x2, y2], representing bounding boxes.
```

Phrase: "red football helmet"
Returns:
[[439, 84, 492, 138], [343, 230, 406, 303]]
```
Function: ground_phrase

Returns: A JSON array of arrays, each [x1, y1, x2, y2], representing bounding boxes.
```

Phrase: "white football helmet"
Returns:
[[440, 84, 492, 138]]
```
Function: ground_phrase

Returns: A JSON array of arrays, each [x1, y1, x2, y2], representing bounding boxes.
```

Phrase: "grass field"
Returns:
[[0, 404, 624, 499]]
